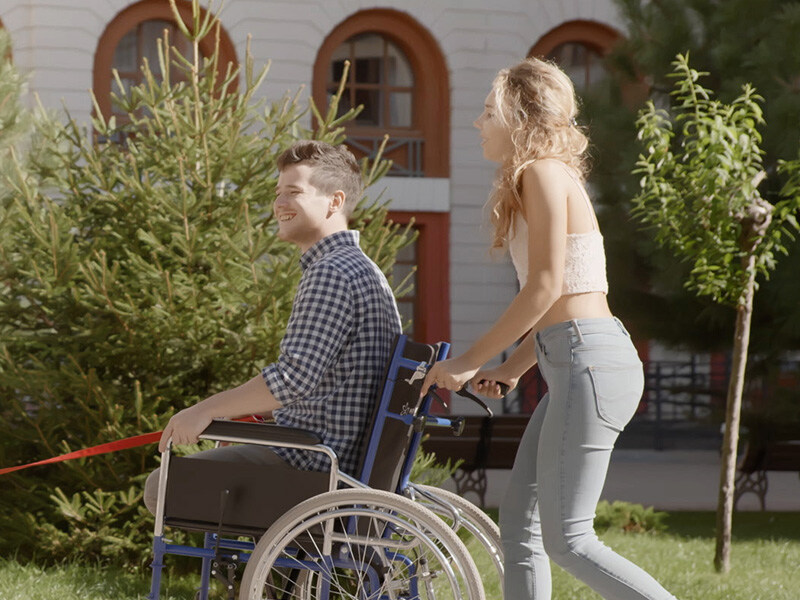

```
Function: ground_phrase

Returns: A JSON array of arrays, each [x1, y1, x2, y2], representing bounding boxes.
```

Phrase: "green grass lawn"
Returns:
[[2, 511, 798, 599], [548, 511, 800, 600], [0, 559, 197, 600]]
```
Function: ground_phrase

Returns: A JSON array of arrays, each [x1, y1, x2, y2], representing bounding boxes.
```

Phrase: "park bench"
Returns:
[[734, 421, 800, 510], [422, 414, 530, 507]]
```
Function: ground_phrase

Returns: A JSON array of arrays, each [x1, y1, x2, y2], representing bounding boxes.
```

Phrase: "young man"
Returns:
[[144, 140, 402, 513]]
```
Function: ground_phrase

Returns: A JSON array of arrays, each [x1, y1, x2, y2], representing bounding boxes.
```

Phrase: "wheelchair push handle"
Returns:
[[478, 379, 510, 397], [454, 387, 494, 418]]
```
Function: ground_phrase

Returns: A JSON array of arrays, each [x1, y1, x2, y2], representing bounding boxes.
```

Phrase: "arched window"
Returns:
[[529, 20, 621, 92], [329, 34, 414, 130], [315, 10, 451, 348], [546, 42, 607, 92], [313, 9, 449, 178], [93, 0, 237, 121], [108, 19, 193, 118]]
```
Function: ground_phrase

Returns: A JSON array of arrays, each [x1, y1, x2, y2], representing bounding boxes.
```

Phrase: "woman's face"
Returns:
[[473, 90, 514, 163]]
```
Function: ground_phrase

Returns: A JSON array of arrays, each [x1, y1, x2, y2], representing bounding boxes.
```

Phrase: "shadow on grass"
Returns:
[[664, 511, 800, 541]]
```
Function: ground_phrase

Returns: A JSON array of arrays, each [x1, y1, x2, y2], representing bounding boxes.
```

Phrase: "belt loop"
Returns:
[[571, 319, 584, 344], [614, 317, 630, 337]]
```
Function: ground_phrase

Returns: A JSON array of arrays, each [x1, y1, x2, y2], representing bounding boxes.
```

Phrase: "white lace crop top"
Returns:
[[508, 217, 609, 295]]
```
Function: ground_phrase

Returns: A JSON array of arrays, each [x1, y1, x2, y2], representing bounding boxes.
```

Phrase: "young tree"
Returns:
[[0, 0, 412, 565], [633, 54, 800, 572], [581, 0, 800, 353]]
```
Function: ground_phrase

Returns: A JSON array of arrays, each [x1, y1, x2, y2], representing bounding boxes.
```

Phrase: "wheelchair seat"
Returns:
[[164, 454, 330, 537]]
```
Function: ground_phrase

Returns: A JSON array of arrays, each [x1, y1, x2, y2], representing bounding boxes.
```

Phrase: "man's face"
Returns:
[[274, 163, 345, 252]]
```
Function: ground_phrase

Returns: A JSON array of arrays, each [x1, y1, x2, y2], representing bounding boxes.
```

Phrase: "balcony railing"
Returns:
[[345, 135, 424, 178]]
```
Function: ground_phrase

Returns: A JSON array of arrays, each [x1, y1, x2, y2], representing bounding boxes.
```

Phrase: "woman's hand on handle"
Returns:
[[420, 356, 480, 398], [471, 367, 518, 399]]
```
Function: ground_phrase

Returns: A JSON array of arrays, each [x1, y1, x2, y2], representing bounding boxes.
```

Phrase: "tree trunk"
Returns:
[[714, 257, 757, 573]]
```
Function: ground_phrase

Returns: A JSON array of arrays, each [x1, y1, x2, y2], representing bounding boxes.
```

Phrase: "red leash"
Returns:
[[0, 415, 266, 476], [0, 431, 163, 476]]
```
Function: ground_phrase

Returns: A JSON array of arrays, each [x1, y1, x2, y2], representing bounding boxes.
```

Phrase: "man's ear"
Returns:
[[329, 190, 346, 216]]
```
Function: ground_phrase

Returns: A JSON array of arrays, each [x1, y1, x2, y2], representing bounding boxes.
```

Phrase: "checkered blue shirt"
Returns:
[[262, 230, 402, 475]]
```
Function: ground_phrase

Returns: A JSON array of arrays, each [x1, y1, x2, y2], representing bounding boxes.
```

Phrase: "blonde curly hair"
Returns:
[[487, 57, 590, 251]]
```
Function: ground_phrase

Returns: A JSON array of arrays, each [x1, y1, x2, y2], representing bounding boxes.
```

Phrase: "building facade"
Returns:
[[0, 0, 628, 413]]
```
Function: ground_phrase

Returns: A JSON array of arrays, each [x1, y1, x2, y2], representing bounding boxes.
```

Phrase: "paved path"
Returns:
[[443, 450, 800, 511]]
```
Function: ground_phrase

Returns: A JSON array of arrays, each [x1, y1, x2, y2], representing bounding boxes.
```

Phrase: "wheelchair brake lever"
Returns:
[[428, 388, 449, 411]]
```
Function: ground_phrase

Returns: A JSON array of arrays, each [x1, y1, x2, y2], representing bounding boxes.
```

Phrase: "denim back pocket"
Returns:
[[588, 364, 644, 431]]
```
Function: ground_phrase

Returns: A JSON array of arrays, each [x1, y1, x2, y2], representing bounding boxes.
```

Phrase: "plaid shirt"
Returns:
[[262, 230, 402, 475]]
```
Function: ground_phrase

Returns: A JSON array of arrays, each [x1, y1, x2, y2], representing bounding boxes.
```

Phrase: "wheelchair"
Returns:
[[148, 335, 502, 600]]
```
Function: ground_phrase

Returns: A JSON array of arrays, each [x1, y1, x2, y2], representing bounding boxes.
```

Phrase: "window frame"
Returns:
[[313, 8, 449, 178], [387, 211, 451, 347], [528, 19, 621, 60], [93, 0, 237, 121], [328, 33, 416, 130]]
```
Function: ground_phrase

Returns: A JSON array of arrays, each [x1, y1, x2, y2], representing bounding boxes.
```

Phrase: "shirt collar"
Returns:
[[300, 230, 360, 271]]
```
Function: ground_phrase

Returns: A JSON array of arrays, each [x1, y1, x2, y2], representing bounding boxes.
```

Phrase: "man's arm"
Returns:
[[262, 262, 355, 406], [158, 374, 280, 452], [159, 262, 354, 452]]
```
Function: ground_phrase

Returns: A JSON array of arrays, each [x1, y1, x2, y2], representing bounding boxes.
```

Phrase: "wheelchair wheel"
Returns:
[[411, 485, 503, 598], [239, 488, 485, 600]]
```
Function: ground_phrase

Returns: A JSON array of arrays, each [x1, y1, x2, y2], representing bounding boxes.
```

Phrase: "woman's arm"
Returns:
[[470, 332, 538, 399], [421, 160, 568, 395], [497, 330, 540, 377]]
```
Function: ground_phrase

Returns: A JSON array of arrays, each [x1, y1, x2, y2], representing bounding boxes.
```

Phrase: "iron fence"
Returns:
[[500, 356, 800, 450]]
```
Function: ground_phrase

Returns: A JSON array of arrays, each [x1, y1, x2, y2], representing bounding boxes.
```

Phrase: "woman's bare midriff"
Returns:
[[535, 292, 613, 333]]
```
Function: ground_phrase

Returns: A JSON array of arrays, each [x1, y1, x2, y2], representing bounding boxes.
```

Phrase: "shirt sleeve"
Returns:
[[262, 262, 355, 406]]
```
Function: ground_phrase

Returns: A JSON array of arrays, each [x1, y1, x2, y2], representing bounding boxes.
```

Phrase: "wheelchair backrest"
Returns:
[[354, 334, 448, 492]]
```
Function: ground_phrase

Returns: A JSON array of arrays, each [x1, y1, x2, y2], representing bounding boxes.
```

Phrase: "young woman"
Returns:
[[420, 58, 676, 600]]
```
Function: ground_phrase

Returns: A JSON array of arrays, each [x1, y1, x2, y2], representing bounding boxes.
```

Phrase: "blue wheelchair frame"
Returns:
[[148, 334, 458, 600]]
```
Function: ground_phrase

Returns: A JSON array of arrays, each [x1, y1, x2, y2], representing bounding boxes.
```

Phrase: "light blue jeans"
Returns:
[[500, 318, 676, 600]]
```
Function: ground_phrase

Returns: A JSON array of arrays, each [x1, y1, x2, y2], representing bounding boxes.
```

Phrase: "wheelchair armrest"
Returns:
[[198, 420, 322, 446]]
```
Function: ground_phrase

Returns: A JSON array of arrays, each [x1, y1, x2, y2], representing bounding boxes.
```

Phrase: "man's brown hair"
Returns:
[[277, 141, 363, 216]]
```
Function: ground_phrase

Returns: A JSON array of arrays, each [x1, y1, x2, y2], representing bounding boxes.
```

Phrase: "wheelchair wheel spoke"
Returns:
[[239, 489, 485, 600]]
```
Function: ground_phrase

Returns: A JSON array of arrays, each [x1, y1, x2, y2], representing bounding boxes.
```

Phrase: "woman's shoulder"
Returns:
[[522, 157, 574, 177], [519, 158, 572, 193]]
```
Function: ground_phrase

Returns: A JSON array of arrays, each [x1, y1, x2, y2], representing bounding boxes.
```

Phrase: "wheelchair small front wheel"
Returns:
[[239, 488, 485, 600]]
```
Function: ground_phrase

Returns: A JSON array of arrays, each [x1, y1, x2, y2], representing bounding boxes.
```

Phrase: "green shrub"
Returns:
[[594, 500, 669, 534], [410, 446, 463, 488], [0, 0, 411, 567]]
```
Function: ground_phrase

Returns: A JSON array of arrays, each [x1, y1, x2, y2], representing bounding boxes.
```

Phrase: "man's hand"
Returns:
[[420, 356, 480, 398], [156, 374, 280, 453], [158, 405, 213, 452]]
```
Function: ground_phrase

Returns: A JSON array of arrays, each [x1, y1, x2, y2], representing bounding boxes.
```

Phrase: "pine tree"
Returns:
[[0, 0, 412, 565]]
